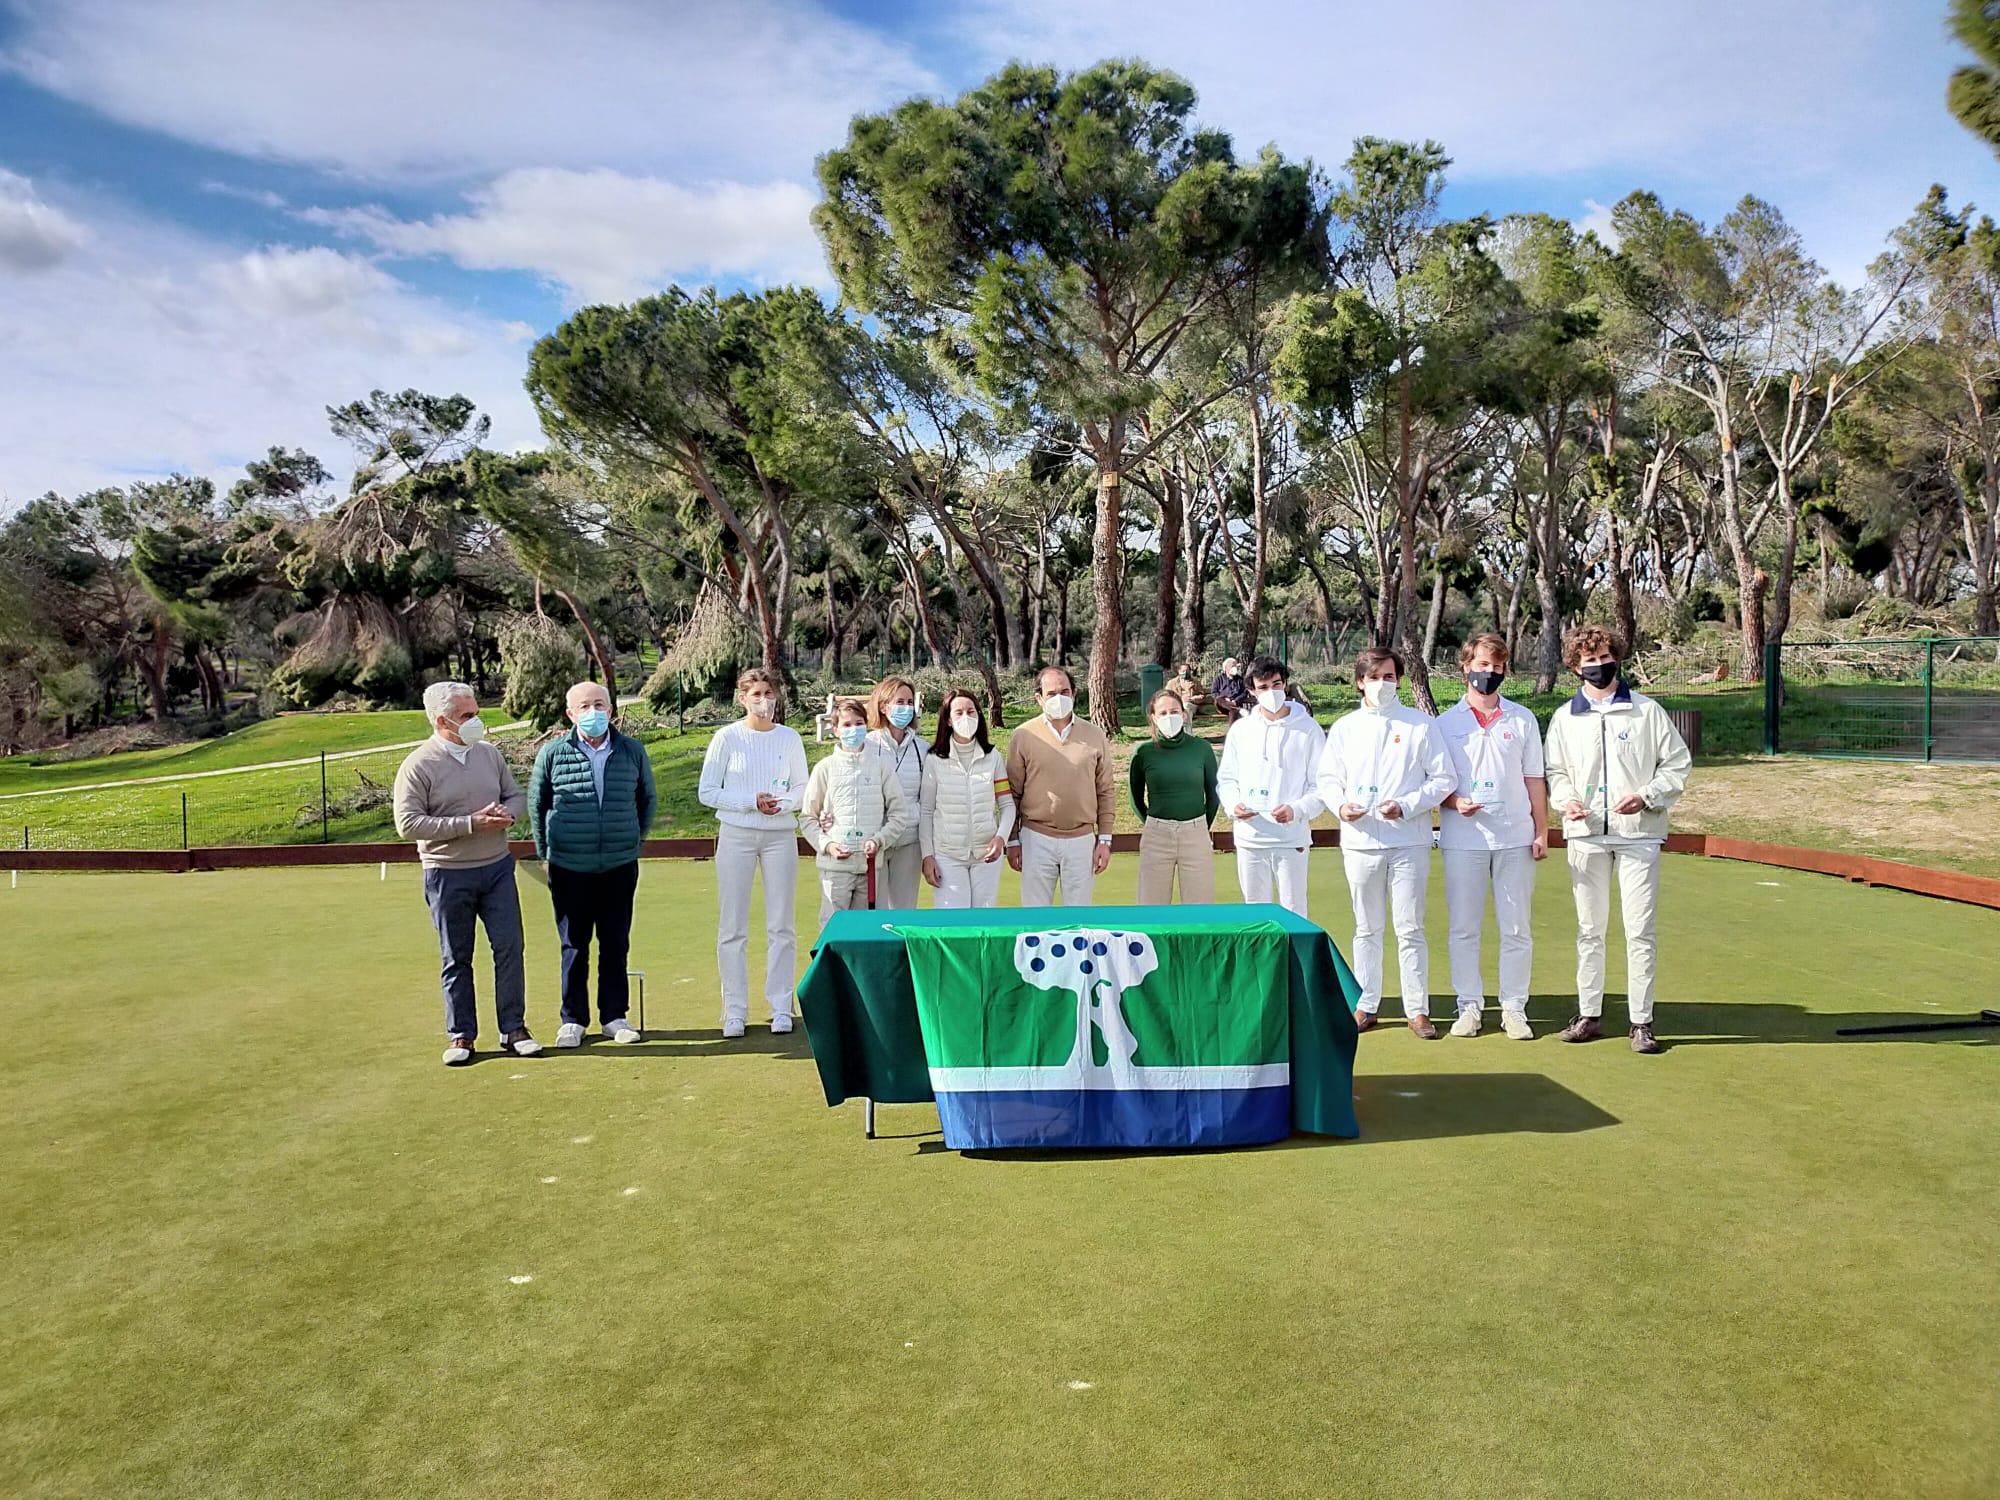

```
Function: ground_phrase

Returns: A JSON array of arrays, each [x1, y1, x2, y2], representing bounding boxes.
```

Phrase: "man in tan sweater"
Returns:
[[393, 680, 535, 1066], [1005, 666, 1115, 906]]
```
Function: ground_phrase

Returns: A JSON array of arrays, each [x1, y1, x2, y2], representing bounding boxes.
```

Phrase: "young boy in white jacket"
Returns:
[[1316, 647, 1455, 1036], [1543, 625, 1691, 1054], [1435, 634, 1548, 1040], [800, 698, 912, 925], [1216, 655, 1326, 918]]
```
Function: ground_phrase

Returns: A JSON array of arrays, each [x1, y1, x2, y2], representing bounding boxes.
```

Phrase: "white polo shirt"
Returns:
[[1435, 696, 1544, 851]]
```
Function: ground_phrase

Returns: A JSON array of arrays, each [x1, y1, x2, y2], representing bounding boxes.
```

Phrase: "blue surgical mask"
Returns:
[[575, 709, 610, 738], [888, 703, 916, 728], [838, 724, 868, 750]]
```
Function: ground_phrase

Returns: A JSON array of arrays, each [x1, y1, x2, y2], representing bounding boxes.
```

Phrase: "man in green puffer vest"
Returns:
[[528, 681, 658, 1048]]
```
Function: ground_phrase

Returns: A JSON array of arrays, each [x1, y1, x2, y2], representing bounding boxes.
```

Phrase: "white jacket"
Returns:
[[919, 741, 1017, 862], [799, 746, 911, 873], [868, 726, 926, 848], [1316, 702, 1454, 852], [1216, 700, 1328, 850], [1543, 685, 1691, 844]]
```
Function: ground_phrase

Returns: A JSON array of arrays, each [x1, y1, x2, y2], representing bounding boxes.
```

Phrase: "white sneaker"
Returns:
[[442, 1037, 472, 1066], [1449, 1010, 1482, 1038], [602, 1018, 641, 1044], [721, 1019, 746, 1039], [1501, 1010, 1534, 1041], [555, 1022, 586, 1049], [771, 1014, 795, 1035]]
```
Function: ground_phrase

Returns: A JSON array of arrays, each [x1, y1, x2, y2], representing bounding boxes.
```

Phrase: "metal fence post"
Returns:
[[181, 791, 189, 851], [1923, 638, 1936, 762], [676, 677, 685, 732], [1762, 642, 1781, 755], [320, 750, 330, 843]]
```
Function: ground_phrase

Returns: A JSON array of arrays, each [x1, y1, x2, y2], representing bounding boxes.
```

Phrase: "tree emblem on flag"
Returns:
[[1014, 929, 1159, 1086]]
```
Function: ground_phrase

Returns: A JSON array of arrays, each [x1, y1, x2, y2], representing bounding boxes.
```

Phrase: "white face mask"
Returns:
[[952, 713, 980, 741], [1255, 688, 1287, 715], [1154, 714, 1185, 739], [1361, 678, 1397, 710], [453, 715, 487, 745], [1042, 693, 1074, 722], [744, 696, 775, 720]]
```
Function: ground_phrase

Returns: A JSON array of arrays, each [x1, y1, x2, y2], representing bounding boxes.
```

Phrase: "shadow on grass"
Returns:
[[1348, 1072, 1619, 1142], [1526, 994, 2000, 1047], [539, 1027, 814, 1060], [906, 1072, 1618, 1159]]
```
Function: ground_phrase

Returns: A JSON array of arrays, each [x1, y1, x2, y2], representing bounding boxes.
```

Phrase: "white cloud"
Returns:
[[199, 180, 290, 210], [0, 167, 89, 270], [1, 0, 936, 182], [306, 169, 827, 305], [0, 192, 540, 503], [208, 245, 397, 317], [1575, 198, 1620, 249]]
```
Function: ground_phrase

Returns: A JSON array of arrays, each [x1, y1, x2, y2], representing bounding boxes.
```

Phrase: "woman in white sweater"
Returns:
[[696, 666, 810, 1039], [919, 688, 1016, 909]]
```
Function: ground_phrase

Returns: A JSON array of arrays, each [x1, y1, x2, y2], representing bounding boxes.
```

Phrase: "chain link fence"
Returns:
[[8, 746, 416, 852], [1768, 637, 2000, 761]]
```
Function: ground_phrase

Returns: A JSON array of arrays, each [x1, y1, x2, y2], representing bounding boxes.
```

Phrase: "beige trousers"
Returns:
[[1136, 816, 1215, 904]]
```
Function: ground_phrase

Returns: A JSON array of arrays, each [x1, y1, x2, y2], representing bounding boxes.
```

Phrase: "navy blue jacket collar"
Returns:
[[1567, 682, 1632, 715]]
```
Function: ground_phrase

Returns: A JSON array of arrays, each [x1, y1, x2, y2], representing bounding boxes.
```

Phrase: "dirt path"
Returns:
[[1673, 757, 2000, 878]]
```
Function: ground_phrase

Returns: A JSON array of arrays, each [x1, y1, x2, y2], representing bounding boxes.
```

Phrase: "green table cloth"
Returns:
[[797, 905, 1361, 1148]]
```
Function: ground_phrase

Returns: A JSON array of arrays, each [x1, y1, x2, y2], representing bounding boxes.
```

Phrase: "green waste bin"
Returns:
[[1138, 662, 1164, 710]]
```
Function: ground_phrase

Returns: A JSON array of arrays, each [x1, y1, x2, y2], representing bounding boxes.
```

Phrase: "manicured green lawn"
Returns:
[[2, 857, 1994, 1498]]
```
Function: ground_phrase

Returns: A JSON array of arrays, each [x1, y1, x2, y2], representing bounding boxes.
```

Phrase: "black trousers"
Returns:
[[548, 860, 640, 1027]]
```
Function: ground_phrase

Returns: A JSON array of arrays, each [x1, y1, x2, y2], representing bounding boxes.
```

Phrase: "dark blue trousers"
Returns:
[[422, 855, 525, 1041], [548, 860, 640, 1027]]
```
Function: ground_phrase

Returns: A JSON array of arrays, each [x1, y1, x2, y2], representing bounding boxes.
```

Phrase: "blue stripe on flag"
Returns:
[[934, 1086, 1291, 1149]]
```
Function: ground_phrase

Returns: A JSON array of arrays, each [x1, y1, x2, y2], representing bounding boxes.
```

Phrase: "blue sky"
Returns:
[[1, 0, 1995, 502]]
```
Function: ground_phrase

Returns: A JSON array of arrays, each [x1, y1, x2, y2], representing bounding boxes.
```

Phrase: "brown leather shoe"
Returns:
[[1629, 1023, 1662, 1053], [1353, 1009, 1378, 1033], [1407, 1014, 1439, 1040], [1558, 1014, 1603, 1043]]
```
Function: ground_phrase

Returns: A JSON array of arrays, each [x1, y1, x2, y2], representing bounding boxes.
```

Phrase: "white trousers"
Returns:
[[876, 838, 923, 910], [1443, 846, 1535, 1015], [715, 825, 798, 1025], [932, 852, 1002, 909], [1567, 841, 1661, 1024], [1342, 844, 1431, 1016], [817, 867, 870, 924], [1019, 827, 1095, 907], [1234, 844, 1310, 918]]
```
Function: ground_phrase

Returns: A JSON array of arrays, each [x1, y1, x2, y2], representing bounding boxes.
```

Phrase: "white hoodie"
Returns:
[[1216, 699, 1328, 850], [1316, 701, 1454, 852]]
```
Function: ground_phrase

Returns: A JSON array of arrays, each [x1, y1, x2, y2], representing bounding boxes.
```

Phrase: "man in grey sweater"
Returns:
[[393, 680, 537, 1066]]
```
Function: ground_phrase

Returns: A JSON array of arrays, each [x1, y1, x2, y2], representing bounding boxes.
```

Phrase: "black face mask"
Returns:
[[1466, 669, 1504, 696], [1579, 660, 1619, 689]]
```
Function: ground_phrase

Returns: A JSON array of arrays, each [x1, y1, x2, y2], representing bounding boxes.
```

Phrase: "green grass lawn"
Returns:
[[2, 857, 1994, 1498]]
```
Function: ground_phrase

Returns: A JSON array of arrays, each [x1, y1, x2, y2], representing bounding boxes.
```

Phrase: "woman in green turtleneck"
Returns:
[[1130, 688, 1221, 904]]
